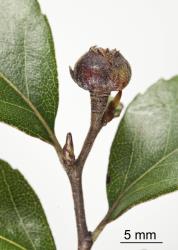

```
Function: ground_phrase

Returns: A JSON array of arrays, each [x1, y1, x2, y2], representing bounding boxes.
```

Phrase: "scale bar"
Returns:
[[120, 242, 163, 244]]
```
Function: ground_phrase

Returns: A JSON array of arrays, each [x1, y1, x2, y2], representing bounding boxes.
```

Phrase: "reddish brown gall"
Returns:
[[70, 46, 131, 95]]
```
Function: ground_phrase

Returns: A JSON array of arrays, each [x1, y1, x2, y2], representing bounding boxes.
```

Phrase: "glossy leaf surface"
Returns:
[[0, 0, 59, 143], [0, 160, 56, 250], [107, 76, 178, 221]]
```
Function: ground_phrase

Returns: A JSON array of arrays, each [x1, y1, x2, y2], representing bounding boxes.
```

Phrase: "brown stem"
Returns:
[[68, 169, 92, 250], [77, 92, 109, 170], [57, 92, 109, 250]]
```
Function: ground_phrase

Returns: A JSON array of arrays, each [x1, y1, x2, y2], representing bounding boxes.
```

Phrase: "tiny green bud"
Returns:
[[102, 91, 123, 125]]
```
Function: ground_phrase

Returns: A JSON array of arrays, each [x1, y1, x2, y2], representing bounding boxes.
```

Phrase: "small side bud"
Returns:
[[102, 91, 123, 125], [63, 133, 75, 165]]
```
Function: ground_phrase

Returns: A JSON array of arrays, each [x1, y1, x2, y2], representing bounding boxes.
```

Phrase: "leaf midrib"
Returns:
[[107, 148, 178, 220], [0, 235, 27, 250], [0, 72, 55, 144]]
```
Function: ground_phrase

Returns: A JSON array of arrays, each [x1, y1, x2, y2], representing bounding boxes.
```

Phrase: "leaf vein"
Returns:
[[0, 72, 56, 145], [0, 235, 27, 250], [108, 148, 178, 219], [0, 100, 33, 113]]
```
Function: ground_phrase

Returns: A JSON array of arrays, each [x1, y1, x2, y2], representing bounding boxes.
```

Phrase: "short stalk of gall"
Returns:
[[64, 46, 132, 249]]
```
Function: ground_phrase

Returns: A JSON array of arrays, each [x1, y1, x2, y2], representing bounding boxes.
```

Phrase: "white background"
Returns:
[[1, 0, 178, 249]]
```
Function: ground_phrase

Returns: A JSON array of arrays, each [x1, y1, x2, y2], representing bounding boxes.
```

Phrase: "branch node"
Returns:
[[79, 232, 93, 250]]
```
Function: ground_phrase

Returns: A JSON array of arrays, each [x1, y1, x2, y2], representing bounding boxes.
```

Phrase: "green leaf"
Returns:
[[0, 159, 56, 250], [106, 76, 178, 222], [0, 0, 58, 144]]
